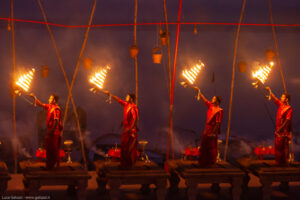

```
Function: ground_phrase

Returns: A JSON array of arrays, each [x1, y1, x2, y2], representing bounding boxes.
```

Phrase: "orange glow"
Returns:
[[182, 62, 204, 84], [16, 68, 35, 92], [252, 62, 274, 84], [89, 66, 110, 89]]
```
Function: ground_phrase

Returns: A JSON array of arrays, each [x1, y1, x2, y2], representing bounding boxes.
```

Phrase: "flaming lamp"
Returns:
[[64, 140, 73, 163], [89, 66, 110, 90], [138, 140, 150, 162], [15, 68, 35, 95], [181, 62, 204, 85], [251, 62, 274, 88]]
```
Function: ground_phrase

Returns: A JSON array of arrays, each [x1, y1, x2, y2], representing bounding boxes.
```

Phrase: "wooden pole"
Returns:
[[10, 0, 17, 174], [224, 0, 247, 161]]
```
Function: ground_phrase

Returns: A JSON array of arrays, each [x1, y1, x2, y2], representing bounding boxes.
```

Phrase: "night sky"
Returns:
[[0, 0, 299, 157]]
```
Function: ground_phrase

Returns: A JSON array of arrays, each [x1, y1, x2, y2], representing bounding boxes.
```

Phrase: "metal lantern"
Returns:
[[160, 32, 168, 46], [41, 65, 49, 78], [238, 61, 247, 73], [193, 25, 198, 35], [129, 45, 139, 58], [265, 49, 275, 61], [83, 57, 93, 70], [152, 47, 162, 64]]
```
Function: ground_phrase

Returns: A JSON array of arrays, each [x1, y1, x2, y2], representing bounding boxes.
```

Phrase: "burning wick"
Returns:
[[251, 62, 274, 100], [89, 66, 110, 89], [15, 68, 35, 94], [182, 62, 204, 85], [89, 66, 111, 104]]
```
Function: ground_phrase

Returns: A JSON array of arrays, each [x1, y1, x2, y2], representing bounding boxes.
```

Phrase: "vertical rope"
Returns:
[[267, 0, 287, 93], [163, 0, 173, 160], [134, 0, 138, 106], [169, 0, 183, 159], [37, 0, 97, 169], [224, 0, 247, 161], [10, 0, 17, 174]]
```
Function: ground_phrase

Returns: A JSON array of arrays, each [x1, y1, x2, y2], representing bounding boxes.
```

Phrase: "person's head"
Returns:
[[125, 93, 136, 103], [212, 96, 221, 106], [281, 93, 290, 104], [49, 94, 59, 104]]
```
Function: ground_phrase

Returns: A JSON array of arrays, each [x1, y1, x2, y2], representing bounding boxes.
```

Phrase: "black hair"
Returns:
[[214, 96, 221, 104], [283, 93, 291, 102], [127, 93, 136, 102], [50, 94, 59, 103]]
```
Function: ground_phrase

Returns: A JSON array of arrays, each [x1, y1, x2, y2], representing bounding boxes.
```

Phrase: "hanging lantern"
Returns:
[[238, 61, 247, 73], [160, 32, 168, 46], [265, 49, 275, 61], [152, 47, 163, 64], [41, 65, 49, 78], [83, 57, 93, 70], [7, 21, 11, 31], [129, 45, 139, 58], [193, 25, 198, 35]]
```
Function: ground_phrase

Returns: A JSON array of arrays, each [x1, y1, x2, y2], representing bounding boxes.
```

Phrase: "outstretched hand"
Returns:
[[265, 86, 271, 92], [103, 90, 110, 96], [29, 93, 36, 99]]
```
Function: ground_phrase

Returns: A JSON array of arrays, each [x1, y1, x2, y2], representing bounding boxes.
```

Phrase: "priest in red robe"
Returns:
[[194, 87, 224, 166], [103, 91, 139, 168], [30, 93, 63, 169], [266, 87, 293, 165]]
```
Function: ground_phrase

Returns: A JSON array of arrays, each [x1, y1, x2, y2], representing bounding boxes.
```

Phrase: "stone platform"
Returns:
[[237, 158, 300, 200], [166, 159, 245, 200], [19, 161, 91, 200], [0, 161, 11, 194], [94, 160, 169, 200]]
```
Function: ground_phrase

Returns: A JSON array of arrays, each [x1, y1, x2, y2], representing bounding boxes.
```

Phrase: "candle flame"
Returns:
[[16, 68, 35, 92], [182, 62, 204, 84], [89, 66, 110, 89], [252, 62, 274, 84]]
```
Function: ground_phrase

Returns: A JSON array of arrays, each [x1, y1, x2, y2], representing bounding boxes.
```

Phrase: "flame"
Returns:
[[89, 66, 110, 89], [252, 62, 274, 84], [182, 62, 204, 84], [16, 68, 35, 92]]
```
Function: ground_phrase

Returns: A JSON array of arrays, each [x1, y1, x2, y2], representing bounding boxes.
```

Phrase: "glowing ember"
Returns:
[[89, 66, 110, 89], [15, 68, 35, 92], [182, 62, 204, 85], [252, 62, 274, 85]]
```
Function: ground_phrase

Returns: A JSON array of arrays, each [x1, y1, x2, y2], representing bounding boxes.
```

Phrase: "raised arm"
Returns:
[[29, 93, 47, 108], [265, 87, 280, 106], [194, 86, 210, 106], [102, 90, 126, 106]]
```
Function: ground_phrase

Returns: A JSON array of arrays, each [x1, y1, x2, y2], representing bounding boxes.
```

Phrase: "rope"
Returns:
[[163, 0, 173, 161], [2, 17, 300, 28], [224, 0, 247, 161], [267, 0, 287, 93], [169, 0, 183, 160], [10, 0, 18, 174], [134, 0, 138, 106]]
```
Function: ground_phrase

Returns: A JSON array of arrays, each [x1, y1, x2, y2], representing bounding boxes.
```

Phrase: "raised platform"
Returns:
[[0, 161, 11, 194], [166, 159, 245, 200], [19, 161, 91, 200], [94, 160, 169, 200], [237, 158, 300, 200]]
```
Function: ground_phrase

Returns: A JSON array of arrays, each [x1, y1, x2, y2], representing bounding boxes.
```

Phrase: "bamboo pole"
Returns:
[[224, 0, 247, 161], [134, 0, 138, 106], [267, 0, 287, 93], [10, 0, 17, 174]]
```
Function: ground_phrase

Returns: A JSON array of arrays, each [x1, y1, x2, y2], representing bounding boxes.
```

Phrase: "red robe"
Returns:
[[39, 102, 63, 169], [117, 98, 139, 168], [198, 100, 223, 166], [273, 98, 293, 165]]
